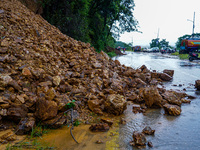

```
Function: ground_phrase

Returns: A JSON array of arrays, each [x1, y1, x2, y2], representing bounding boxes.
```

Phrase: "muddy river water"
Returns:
[[39, 52, 200, 150]]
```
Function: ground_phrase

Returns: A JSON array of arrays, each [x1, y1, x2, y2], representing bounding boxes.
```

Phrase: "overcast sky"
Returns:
[[119, 0, 200, 47]]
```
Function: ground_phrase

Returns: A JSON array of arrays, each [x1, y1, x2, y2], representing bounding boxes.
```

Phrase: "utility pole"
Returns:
[[187, 12, 195, 36], [157, 28, 160, 39]]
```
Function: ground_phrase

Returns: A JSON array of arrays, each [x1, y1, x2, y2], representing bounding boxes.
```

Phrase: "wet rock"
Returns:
[[159, 73, 173, 81], [35, 98, 58, 121], [163, 103, 181, 116], [131, 131, 147, 147], [161, 90, 182, 106], [104, 94, 127, 115], [140, 86, 163, 108], [195, 80, 200, 90], [163, 69, 174, 77], [142, 126, 155, 135], [151, 72, 172, 81], [89, 123, 109, 132], [181, 98, 191, 103]]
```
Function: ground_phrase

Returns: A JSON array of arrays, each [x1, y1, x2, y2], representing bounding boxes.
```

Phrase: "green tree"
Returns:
[[42, 0, 91, 43], [150, 38, 160, 48], [150, 38, 169, 48], [88, 0, 138, 51], [41, 0, 138, 52], [160, 39, 169, 48]]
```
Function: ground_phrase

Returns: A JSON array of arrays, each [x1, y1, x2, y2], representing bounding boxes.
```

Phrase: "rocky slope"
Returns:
[[0, 0, 192, 136]]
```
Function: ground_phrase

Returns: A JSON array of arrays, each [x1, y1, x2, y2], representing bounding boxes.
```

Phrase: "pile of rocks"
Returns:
[[0, 0, 192, 135]]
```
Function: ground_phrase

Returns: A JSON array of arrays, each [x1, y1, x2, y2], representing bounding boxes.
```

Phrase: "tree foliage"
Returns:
[[150, 38, 169, 48], [41, 0, 138, 51]]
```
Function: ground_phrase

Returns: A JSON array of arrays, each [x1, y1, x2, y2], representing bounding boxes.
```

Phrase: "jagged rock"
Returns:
[[8, 80, 21, 91], [104, 94, 127, 115], [195, 80, 200, 90], [132, 104, 144, 113], [151, 72, 173, 81], [131, 131, 147, 147], [53, 76, 61, 86], [161, 90, 182, 106], [163, 69, 174, 77], [163, 103, 181, 116], [159, 73, 173, 81], [142, 126, 155, 135], [89, 123, 109, 132], [88, 99, 100, 111], [140, 86, 163, 108], [35, 98, 58, 121], [16, 116, 36, 135], [22, 68, 32, 76], [7, 105, 28, 122], [181, 98, 191, 103]]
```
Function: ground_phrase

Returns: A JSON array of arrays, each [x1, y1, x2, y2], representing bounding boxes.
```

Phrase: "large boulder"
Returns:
[[161, 90, 182, 106], [104, 94, 127, 115], [35, 98, 58, 121], [140, 86, 163, 108], [163, 103, 181, 116]]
